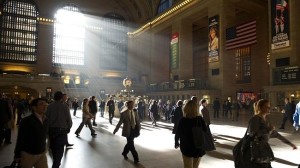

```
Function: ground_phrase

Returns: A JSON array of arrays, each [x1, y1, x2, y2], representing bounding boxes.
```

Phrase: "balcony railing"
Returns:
[[147, 79, 207, 92], [273, 66, 300, 85]]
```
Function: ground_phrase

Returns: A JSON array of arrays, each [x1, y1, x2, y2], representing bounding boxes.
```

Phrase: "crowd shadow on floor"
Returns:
[[274, 157, 299, 166], [141, 122, 173, 131], [211, 134, 299, 167], [205, 150, 233, 161]]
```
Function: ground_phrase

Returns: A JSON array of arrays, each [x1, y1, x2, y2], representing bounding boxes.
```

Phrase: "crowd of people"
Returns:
[[1, 92, 300, 168]]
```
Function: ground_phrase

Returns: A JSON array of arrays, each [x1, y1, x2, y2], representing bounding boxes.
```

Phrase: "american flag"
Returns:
[[276, 0, 287, 10], [225, 20, 257, 50]]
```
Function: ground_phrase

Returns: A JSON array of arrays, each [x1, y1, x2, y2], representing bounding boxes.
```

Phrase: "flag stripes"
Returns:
[[225, 20, 257, 50]]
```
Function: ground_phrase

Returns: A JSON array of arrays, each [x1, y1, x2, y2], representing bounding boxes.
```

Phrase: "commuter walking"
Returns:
[[200, 99, 216, 145], [293, 100, 300, 131], [149, 100, 159, 126], [107, 97, 115, 124], [171, 100, 183, 134], [99, 100, 105, 117], [46, 91, 72, 168], [279, 98, 294, 129], [223, 100, 228, 117], [163, 100, 172, 121], [75, 98, 96, 137], [246, 99, 297, 168], [14, 98, 48, 168], [62, 93, 73, 148], [137, 99, 145, 121], [212, 98, 220, 119], [118, 100, 124, 113], [88, 96, 98, 126], [175, 100, 207, 168], [72, 98, 79, 116], [113, 100, 141, 164]]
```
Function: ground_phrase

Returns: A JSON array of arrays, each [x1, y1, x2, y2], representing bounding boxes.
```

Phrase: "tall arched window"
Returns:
[[157, 0, 175, 15], [0, 0, 39, 63], [100, 13, 127, 71], [53, 4, 85, 65], [235, 47, 251, 83]]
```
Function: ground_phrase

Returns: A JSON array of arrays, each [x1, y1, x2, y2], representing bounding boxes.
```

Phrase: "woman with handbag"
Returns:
[[75, 98, 97, 137], [175, 100, 207, 168], [247, 99, 297, 168]]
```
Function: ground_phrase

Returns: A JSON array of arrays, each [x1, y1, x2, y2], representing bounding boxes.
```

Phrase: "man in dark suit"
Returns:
[[279, 97, 293, 129], [113, 100, 141, 164], [213, 98, 220, 118], [88, 96, 98, 126], [107, 97, 115, 124]]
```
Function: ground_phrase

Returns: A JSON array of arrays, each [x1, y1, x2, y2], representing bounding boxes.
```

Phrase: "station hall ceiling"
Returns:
[[35, 0, 161, 25]]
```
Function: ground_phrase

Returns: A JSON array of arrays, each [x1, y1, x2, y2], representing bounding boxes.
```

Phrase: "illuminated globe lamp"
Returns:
[[122, 78, 134, 99], [123, 78, 132, 90]]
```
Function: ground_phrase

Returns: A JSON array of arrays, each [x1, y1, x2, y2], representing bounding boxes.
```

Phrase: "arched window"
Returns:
[[53, 4, 85, 65], [157, 0, 175, 15], [0, 0, 39, 63], [100, 13, 127, 71], [235, 47, 251, 83]]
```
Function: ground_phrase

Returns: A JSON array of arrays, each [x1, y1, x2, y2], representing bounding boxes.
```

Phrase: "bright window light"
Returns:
[[53, 5, 85, 65]]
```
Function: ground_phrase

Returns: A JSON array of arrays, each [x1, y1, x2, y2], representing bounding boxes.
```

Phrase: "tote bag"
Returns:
[[202, 126, 216, 151], [192, 118, 205, 149], [250, 137, 274, 163], [232, 129, 252, 168]]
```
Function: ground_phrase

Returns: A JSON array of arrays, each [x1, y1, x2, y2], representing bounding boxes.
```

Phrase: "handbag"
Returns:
[[202, 126, 216, 151], [3, 161, 21, 168], [250, 137, 275, 163], [192, 118, 205, 149], [232, 129, 252, 168]]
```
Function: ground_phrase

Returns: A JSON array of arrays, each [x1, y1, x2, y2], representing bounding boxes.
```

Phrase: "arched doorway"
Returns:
[[0, 85, 38, 99]]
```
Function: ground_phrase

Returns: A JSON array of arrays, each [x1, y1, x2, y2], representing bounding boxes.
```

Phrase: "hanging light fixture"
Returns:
[[75, 76, 80, 84], [64, 76, 70, 84]]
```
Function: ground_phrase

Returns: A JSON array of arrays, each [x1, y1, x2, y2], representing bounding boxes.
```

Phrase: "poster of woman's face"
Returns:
[[210, 27, 217, 40], [208, 15, 219, 62], [209, 26, 218, 51]]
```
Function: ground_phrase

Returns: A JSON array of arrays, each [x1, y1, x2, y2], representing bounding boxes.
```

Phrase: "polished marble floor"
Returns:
[[1, 109, 300, 168]]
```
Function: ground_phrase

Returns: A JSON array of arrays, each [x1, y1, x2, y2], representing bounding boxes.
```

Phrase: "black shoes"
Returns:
[[76, 132, 96, 137], [279, 127, 285, 130], [93, 123, 97, 126], [122, 152, 139, 164], [122, 153, 128, 160], [66, 143, 74, 147]]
